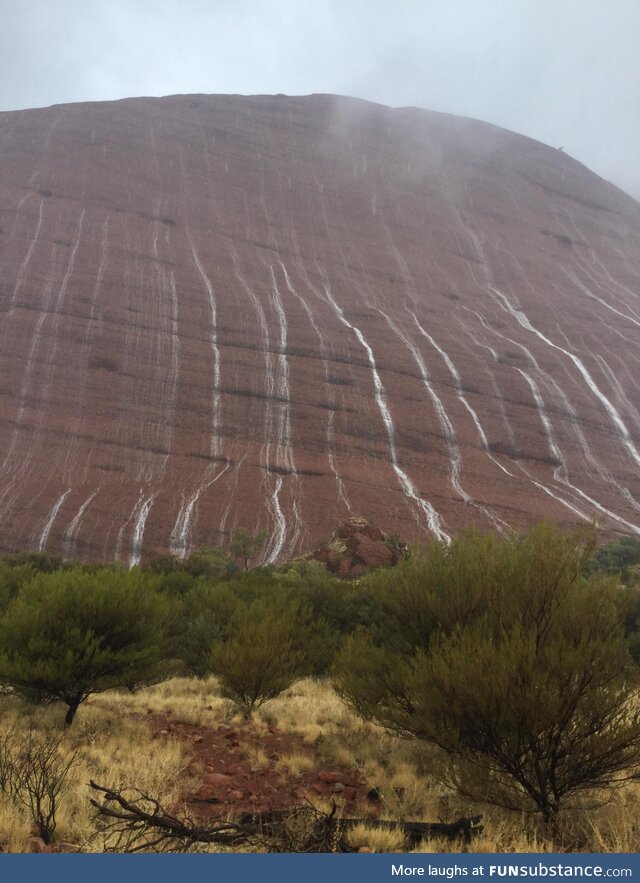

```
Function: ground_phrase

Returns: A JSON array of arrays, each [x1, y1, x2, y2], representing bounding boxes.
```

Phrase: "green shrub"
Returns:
[[0, 563, 37, 613], [178, 583, 239, 677], [209, 597, 317, 713], [183, 547, 236, 579], [335, 522, 640, 819], [1, 551, 66, 574], [586, 536, 640, 585], [0, 570, 171, 725]]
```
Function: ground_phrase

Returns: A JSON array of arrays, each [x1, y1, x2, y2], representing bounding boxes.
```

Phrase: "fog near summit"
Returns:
[[1, 0, 639, 198]]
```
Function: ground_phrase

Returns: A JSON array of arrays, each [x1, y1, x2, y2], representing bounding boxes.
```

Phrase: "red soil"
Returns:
[[147, 711, 369, 821]]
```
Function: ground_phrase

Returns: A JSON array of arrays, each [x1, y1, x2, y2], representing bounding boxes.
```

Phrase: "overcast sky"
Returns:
[[2, 0, 639, 199]]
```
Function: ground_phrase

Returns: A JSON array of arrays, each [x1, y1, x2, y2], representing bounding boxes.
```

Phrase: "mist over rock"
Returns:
[[1, 93, 639, 563]]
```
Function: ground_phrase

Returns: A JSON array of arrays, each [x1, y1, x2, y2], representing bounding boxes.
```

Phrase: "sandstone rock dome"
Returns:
[[1, 93, 639, 562]]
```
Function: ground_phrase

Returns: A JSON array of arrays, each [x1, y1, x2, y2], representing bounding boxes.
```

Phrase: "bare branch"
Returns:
[[89, 781, 249, 850]]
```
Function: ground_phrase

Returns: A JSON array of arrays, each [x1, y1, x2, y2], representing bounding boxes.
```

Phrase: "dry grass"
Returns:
[[267, 679, 347, 744], [95, 676, 234, 725], [1, 676, 640, 853], [274, 751, 315, 777], [345, 822, 406, 852], [0, 694, 191, 852], [244, 745, 269, 771], [267, 680, 446, 823], [0, 799, 33, 851], [257, 679, 640, 853]]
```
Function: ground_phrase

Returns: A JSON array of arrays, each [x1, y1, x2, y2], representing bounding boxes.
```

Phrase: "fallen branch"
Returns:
[[88, 780, 483, 853], [88, 780, 253, 852], [239, 808, 484, 846]]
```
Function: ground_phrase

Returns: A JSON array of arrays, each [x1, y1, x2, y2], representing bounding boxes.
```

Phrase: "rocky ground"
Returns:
[[148, 711, 371, 821]]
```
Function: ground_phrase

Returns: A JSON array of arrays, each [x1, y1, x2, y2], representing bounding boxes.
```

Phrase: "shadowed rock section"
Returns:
[[1, 93, 639, 562]]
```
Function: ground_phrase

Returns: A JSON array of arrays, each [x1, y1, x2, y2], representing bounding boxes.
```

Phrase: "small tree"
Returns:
[[229, 528, 266, 570], [0, 570, 171, 725], [209, 597, 314, 714], [334, 522, 640, 820]]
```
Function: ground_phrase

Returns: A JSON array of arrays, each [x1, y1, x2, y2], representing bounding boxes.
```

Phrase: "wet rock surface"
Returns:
[[1, 93, 640, 561]]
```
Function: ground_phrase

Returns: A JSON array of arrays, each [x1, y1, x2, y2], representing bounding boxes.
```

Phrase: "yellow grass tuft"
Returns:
[[0, 796, 35, 852], [244, 745, 269, 771], [345, 822, 406, 852], [274, 751, 315, 778]]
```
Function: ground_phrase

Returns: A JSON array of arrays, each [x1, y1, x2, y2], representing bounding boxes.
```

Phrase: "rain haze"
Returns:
[[1, 0, 639, 199]]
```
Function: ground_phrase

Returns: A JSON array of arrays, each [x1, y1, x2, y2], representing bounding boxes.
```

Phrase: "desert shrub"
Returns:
[[586, 535, 640, 585], [154, 570, 196, 597], [222, 567, 286, 597], [179, 611, 225, 679], [0, 563, 37, 614], [614, 585, 640, 663], [0, 570, 172, 725], [209, 597, 318, 713], [143, 553, 184, 575], [335, 522, 640, 820], [284, 563, 379, 669], [178, 572, 286, 677], [1, 551, 66, 574], [581, 535, 640, 661], [177, 582, 242, 677], [177, 568, 340, 677], [0, 727, 77, 843], [143, 547, 236, 581], [352, 525, 507, 654], [183, 547, 236, 579]]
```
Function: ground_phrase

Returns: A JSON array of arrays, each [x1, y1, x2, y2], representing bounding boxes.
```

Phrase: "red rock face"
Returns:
[[0, 93, 639, 563]]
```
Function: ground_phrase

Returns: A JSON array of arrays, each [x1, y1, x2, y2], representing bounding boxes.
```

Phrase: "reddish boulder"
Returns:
[[317, 770, 345, 784], [309, 516, 407, 578], [203, 773, 233, 788]]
